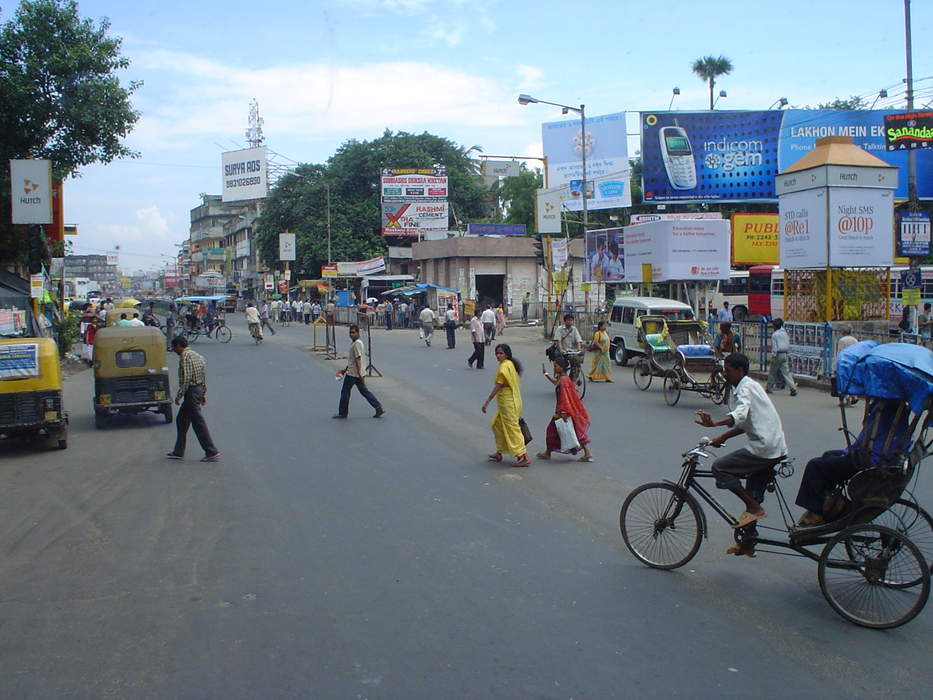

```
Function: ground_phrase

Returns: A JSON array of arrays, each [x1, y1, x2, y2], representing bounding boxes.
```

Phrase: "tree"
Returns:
[[0, 0, 140, 264], [496, 166, 542, 231], [691, 55, 733, 110], [254, 131, 488, 275], [815, 96, 867, 110]]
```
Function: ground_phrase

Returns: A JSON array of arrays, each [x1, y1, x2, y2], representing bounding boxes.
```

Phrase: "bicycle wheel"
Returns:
[[633, 358, 653, 391], [188, 329, 200, 344], [663, 371, 681, 406], [849, 498, 933, 587], [574, 367, 586, 399], [709, 370, 726, 405], [818, 523, 930, 629], [620, 482, 703, 569], [215, 325, 232, 343]]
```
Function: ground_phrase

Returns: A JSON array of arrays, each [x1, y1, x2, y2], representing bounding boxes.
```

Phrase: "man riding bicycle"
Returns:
[[694, 353, 787, 555], [549, 313, 583, 366]]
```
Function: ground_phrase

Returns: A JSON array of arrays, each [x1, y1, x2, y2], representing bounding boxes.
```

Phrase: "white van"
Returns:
[[607, 296, 694, 365]]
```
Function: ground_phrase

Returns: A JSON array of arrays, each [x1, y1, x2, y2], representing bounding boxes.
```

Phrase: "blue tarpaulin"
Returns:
[[836, 341, 933, 415]]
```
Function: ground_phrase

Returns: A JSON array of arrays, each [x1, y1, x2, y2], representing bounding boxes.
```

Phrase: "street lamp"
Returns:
[[768, 97, 789, 110], [518, 93, 588, 232], [870, 89, 888, 109], [669, 87, 681, 111], [713, 89, 727, 108]]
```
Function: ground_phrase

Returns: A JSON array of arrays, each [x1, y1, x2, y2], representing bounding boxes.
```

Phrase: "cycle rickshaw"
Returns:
[[631, 315, 677, 391], [174, 295, 233, 344], [620, 341, 933, 629]]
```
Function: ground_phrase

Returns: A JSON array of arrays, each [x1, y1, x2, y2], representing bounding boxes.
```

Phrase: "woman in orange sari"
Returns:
[[537, 356, 593, 462]]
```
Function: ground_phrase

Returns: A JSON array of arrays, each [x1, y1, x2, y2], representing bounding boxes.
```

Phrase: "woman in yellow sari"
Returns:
[[587, 320, 612, 382], [482, 344, 531, 467]]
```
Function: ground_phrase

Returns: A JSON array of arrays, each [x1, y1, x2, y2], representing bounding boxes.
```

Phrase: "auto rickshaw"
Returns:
[[93, 326, 173, 428], [0, 337, 68, 449]]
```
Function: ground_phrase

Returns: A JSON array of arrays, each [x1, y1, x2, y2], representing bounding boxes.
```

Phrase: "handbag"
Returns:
[[554, 416, 580, 452], [518, 418, 533, 445]]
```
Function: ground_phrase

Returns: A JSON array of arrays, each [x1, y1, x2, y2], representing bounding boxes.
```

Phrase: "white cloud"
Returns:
[[516, 64, 545, 92], [99, 205, 171, 244]]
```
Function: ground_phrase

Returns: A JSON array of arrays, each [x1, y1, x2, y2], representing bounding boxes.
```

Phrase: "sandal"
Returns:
[[535, 451, 551, 460], [513, 455, 531, 467], [487, 453, 502, 462], [732, 510, 766, 529], [578, 456, 593, 462]]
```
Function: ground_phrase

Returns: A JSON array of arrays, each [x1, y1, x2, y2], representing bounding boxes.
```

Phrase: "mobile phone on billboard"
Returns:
[[660, 126, 697, 190]]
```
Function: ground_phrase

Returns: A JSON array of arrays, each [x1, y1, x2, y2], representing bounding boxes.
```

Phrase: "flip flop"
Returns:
[[487, 453, 502, 462], [732, 510, 766, 529], [535, 452, 551, 460], [726, 542, 757, 557]]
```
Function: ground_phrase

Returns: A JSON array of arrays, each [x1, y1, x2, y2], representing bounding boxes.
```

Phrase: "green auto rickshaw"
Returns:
[[93, 326, 173, 429]]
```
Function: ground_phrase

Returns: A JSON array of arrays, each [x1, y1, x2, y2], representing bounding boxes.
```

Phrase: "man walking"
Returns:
[[444, 303, 456, 349], [166, 336, 220, 462], [260, 301, 276, 335], [419, 305, 436, 347], [467, 309, 485, 369], [333, 325, 385, 419], [717, 301, 733, 324], [481, 305, 496, 345], [522, 292, 530, 322], [385, 300, 394, 330], [766, 318, 797, 396]]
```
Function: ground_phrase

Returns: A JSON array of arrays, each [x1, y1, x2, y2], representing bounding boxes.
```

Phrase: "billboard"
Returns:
[[535, 187, 563, 233], [898, 211, 931, 257], [884, 111, 933, 151], [779, 188, 828, 268], [629, 212, 722, 225], [583, 227, 624, 283], [279, 232, 296, 261], [623, 220, 730, 282], [9, 159, 52, 224], [827, 188, 893, 267], [380, 172, 448, 200], [467, 223, 526, 236], [640, 110, 933, 202], [542, 111, 631, 211], [381, 201, 448, 236], [731, 213, 779, 265], [222, 147, 268, 202]]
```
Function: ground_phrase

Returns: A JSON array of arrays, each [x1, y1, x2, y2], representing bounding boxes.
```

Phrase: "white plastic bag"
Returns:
[[555, 417, 580, 452]]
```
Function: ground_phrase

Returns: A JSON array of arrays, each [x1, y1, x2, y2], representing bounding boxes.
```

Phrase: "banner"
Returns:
[[467, 223, 526, 236], [629, 212, 722, 225], [885, 111, 933, 151], [380, 172, 448, 200], [356, 256, 386, 276], [550, 238, 568, 269], [381, 201, 448, 236], [542, 111, 631, 211], [0, 343, 39, 379], [583, 227, 624, 282], [279, 232, 296, 261], [482, 160, 520, 178], [535, 187, 563, 233], [779, 188, 828, 269], [222, 147, 268, 202], [322, 264, 337, 277], [10, 159, 52, 224], [828, 188, 893, 267], [731, 213, 779, 265], [640, 110, 933, 202]]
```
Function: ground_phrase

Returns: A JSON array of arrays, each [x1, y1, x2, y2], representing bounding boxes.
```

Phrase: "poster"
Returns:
[[779, 188, 828, 269], [622, 220, 730, 282], [10, 159, 52, 224], [827, 188, 893, 267], [0, 343, 39, 379], [732, 213, 779, 265], [583, 227, 624, 282]]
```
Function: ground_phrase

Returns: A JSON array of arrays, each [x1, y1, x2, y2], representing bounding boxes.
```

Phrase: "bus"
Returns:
[[708, 266, 774, 321]]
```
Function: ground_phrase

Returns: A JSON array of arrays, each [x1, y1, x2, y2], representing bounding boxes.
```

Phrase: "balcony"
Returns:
[[205, 248, 226, 261], [189, 252, 204, 263]]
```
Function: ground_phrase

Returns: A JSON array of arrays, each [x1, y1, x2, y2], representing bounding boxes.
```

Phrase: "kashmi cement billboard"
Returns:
[[640, 110, 933, 202]]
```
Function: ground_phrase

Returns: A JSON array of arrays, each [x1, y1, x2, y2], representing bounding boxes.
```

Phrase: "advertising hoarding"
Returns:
[[623, 220, 730, 282], [583, 227, 624, 283], [731, 213, 779, 265], [542, 111, 631, 211], [222, 147, 268, 202], [641, 110, 933, 202], [898, 211, 931, 257], [629, 212, 722, 224], [466, 223, 526, 236], [380, 173, 448, 200], [482, 160, 520, 178], [550, 238, 568, 269], [779, 188, 828, 268], [381, 201, 448, 236], [10, 159, 52, 224], [0, 343, 39, 379], [279, 232, 296, 261], [356, 257, 386, 276], [535, 187, 563, 233], [827, 188, 893, 267], [884, 111, 933, 151]]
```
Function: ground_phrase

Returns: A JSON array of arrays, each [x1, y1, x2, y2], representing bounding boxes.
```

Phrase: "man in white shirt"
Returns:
[[765, 317, 796, 396], [127, 312, 146, 327], [244, 302, 262, 340], [695, 353, 787, 552], [552, 313, 583, 354], [302, 299, 312, 325], [419, 305, 436, 347], [480, 306, 496, 345], [333, 324, 384, 419], [398, 301, 408, 328], [717, 301, 733, 323], [467, 309, 485, 369]]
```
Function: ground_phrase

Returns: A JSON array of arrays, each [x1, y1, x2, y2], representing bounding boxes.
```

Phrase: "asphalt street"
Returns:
[[0, 317, 930, 699]]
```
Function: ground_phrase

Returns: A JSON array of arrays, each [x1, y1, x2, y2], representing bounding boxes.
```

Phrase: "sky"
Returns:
[[16, 0, 932, 272]]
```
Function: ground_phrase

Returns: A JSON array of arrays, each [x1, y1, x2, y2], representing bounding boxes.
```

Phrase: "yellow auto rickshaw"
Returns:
[[93, 326, 173, 429], [0, 337, 68, 449]]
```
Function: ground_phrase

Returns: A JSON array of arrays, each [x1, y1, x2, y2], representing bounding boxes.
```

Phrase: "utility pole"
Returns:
[[904, 0, 921, 334]]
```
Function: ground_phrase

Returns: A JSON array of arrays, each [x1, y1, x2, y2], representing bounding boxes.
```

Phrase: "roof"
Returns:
[[781, 135, 893, 174]]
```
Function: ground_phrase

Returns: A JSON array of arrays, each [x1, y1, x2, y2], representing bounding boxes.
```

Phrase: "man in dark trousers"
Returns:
[[467, 308, 485, 369], [166, 336, 220, 462], [333, 325, 385, 419]]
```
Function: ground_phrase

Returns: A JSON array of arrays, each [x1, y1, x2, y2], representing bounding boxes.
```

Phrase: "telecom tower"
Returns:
[[245, 98, 264, 148]]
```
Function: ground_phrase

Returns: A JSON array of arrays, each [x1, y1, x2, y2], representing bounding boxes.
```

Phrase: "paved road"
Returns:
[[0, 317, 929, 698]]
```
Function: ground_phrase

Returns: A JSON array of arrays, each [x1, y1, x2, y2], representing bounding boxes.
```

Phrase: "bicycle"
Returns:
[[619, 437, 930, 629], [562, 350, 586, 399]]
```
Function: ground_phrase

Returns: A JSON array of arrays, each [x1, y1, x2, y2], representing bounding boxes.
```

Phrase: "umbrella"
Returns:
[[115, 298, 141, 307]]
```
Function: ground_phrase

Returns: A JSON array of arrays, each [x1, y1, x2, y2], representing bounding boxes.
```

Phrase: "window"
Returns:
[[115, 350, 146, 368], [749, 274, 771, 294], [622, 307, 635, 324], [610, 306, 622, 322]]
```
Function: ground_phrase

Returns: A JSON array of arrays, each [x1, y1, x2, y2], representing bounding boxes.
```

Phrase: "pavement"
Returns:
[[0, 317, 929, 698]]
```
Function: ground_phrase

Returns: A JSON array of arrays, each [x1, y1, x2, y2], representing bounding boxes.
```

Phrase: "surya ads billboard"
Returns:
[[641, 110, 933, 202], [542, 112, 631, 211], [222, 147, 268, 202]]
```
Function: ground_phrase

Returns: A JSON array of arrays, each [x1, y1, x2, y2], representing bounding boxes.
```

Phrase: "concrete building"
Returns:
[[411, 237, 596, 317], [63, 255, 120, 296], [223, 208, 262, 297], [186, 195, 250, 292]]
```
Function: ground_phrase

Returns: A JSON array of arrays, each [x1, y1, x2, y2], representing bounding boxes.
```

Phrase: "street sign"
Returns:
[[898, 211, 931, 258]]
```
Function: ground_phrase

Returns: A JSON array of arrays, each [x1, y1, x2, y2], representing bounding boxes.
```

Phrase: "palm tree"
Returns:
[[691, 55, 733, 110]]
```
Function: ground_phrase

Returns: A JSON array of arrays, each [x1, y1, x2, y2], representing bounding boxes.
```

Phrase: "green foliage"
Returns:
[[497, 166, 542, 230], [0, 0, 140, 261], [54, 309, 80, 356], [691, 55, 733, 110], [254, 131, 487, 275], [814, 96, 867, 110]]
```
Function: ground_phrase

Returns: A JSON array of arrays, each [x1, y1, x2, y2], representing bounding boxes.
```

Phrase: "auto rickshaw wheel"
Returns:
[[94, 412, 107, 430], [162, 404, 174, 424]]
